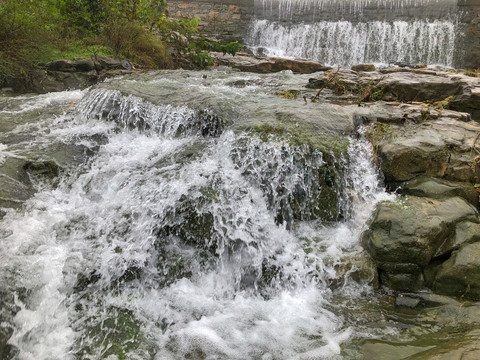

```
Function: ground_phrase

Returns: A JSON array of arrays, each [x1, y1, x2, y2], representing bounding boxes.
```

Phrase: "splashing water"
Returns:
[[248, 19, 457, 67], [0, 72, 394, 359], [248, 0, 461, 67]]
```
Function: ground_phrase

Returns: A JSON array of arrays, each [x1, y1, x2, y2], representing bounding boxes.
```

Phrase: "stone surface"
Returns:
[[308, 68, 480, 121], [399, 176, 479, 207], [362, 196, 479, 292], [7, 57, 133, 94], [214, 53, 332, 74], [378, 72, 464, 102], [351, 63, 376, 72], [432, 242, 480, 299], [376, 117, 480, 184]]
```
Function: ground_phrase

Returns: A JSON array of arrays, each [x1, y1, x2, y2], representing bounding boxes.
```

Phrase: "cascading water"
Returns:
[[247, 0, 462, 67], [0, 70, 397, 359]]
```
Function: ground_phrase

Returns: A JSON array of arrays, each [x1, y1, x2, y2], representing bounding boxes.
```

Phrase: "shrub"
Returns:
[[103, 20, 171, 68], [0, 0, 55, 83]]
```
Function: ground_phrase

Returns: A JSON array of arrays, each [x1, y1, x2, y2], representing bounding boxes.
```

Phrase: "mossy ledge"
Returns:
[[249, 122, 350, 161]]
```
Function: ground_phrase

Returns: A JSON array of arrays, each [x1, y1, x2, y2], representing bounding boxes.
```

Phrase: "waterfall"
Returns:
[[248, 0, 461, 67], [0, 70, 395, 358]]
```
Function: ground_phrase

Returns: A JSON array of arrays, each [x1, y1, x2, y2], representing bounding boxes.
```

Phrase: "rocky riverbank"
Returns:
[[306, 66, 480, 302], [2, 56, 135, 94], [3, 62, 480, 359]]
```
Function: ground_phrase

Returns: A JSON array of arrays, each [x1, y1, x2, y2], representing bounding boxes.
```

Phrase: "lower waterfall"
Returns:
[[0, 70, 396, 359]]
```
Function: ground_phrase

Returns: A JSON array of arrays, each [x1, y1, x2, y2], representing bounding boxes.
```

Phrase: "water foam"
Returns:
[[1, 85, 393, 359], [248, 19, 457, 67]]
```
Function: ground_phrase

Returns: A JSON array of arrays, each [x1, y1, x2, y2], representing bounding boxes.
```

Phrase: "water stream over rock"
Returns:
[[0, 70, 396, 359], [2, 69, 480, 359]]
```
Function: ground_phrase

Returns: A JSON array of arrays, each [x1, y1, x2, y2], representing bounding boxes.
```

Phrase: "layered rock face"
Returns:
[[308, 67, 480, 299]]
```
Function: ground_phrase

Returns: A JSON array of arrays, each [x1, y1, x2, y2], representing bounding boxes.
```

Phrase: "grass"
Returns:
[[0, 0, 171, 87]]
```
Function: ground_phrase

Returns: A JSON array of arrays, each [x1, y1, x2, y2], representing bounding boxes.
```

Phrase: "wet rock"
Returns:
[[399, 176, 479, 207], [73, 271, 102, 293], [24, 160, 60, 178], [213, 52, 331, 74], [450, 77, 480, 120], [307, 68, 480, 120], [94, 56, 124, 70], [0, 157, 34, 209], [362, 196, 479, 292], [7, 57, 132, 94], [375, 117, 480, 183], [395, 294, 421, 309], [332, 256, 379, 289], [75, 308, 143, 359], [407, 330, 480, 360], [307, 69, 378, 91], [378, 72, 464, 102], [0, 290, 20, 359], [360, 341, 435, 360], [432, 242, 480, 300], [74, 58, 96, 72], [47, 59, 76, 72], [351, 63, 376, 72]]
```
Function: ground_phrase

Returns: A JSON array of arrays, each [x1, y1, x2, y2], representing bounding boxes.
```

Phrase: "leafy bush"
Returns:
[[157, 14, 242, 68], [0, 0, 56, 82], [57, 0, 106, 33], [103, 20, 170, 68]]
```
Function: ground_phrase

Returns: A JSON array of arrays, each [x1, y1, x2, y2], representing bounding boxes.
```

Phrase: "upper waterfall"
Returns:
[[248, 0, 463, 67]]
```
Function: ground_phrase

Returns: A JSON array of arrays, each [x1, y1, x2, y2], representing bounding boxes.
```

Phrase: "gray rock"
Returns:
[[378, 72, 463, 102], [362, 196, 479, 292], [399, 176, 479, 207], [376, 117, 480, 183], [214, 52, 332, 74], [433, 242, 480, 300], [395, 294, 421, 308]]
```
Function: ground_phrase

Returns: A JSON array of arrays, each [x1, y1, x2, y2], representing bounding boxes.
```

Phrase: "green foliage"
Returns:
[[57, 0, 106, 33], [0, 0, 56, 81], [109, 0, 167, 26], [157, 14, 242, 68], [275, 90, 300, 100], [103, 19, 170, 68], [157, 14, 199, 44], [197, 39, 243, 56], [365, 122, 396, 153]]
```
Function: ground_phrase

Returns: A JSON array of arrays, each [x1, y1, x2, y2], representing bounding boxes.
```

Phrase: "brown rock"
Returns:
[[351, 63, 376, 72]]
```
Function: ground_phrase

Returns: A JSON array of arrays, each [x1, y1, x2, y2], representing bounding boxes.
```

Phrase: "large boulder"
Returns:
[[306, 68, 480, 120], [376, 117, 480, 184], [430, 242, 480, 299], [378, 72, 464, 102], [362, 196, 479, 292]]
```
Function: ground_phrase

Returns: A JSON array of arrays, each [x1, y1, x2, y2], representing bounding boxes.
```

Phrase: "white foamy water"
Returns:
[[0, 82, 393, 359], [248, 19, 457, 67], [255, 0, 458, 19]]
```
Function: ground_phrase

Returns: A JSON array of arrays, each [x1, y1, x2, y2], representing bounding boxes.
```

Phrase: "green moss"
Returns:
[[76, 308, 143, 360], [275, 90, 300, 100], [199, 187, 219, 202], [249, 123, 349, 158]]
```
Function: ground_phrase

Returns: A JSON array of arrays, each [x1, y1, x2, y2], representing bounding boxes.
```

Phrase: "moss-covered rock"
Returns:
[[362, 196, 479, 292], [233, 128, 349, 227], [432, 242, 480, 300], [75, 308, 143, 360]]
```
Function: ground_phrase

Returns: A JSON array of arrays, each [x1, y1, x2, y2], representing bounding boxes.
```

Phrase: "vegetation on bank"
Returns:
[[0, 0, 241, 86]]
